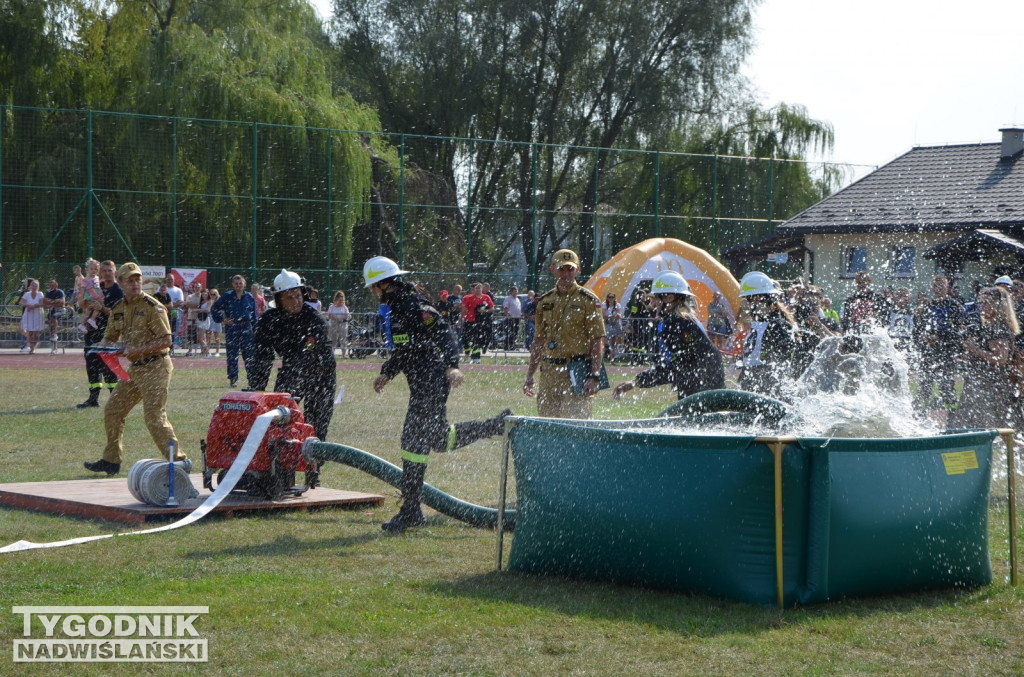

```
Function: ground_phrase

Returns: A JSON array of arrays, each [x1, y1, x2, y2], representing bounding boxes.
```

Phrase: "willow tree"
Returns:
[[332, 0, 757, 277], [2, 0, 381, 278]]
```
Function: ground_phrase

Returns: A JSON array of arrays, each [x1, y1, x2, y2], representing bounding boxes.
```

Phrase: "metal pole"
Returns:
[[1000, 429, 1017, 586], [87, 111, 94, 259], [326, 130, 333, 293], [0, 106, 4, 288], [711, 155, 718, 257], [251, 122, 258, 281], [465, 139, 474, 277], [767, 156, 775, 235], [398, 134, 405, 265], [171, 117, 178, 269], [591, 150, 600, 271], [530, 143, 538, 291], [653, 151, 661, 238], [495, 417, 515, 571]]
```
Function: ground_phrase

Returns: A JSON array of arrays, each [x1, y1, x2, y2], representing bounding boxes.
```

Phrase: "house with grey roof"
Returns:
[[723, 127, 1024, 299]]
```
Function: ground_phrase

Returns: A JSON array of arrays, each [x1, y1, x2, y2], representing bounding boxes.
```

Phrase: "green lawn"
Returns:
[[0, 363, 1022, 676]]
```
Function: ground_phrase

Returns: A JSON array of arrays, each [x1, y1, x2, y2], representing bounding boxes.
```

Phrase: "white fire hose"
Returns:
[[0, 407, 290, 554]]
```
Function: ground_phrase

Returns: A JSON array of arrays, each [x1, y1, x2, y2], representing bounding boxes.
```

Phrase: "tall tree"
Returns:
[[332, 0, 757, 277]]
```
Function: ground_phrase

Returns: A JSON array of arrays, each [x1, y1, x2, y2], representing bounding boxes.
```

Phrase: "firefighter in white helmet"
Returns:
[[364, 256, 511, 532], [738, 271, 796, 397], [612, 271, 725, 401], [249, 269, 336, 486]]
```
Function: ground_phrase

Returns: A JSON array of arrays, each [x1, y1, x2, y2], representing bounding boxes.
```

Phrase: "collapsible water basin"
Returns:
[[505, 417, 998, 607]]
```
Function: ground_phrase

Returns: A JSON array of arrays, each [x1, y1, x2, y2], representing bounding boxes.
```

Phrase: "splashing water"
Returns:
[[782, 329, 940, 438]]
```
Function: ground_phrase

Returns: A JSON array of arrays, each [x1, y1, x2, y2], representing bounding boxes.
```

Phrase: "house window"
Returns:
[[842, 246, 868, 277], [889, 246, 916, 278]]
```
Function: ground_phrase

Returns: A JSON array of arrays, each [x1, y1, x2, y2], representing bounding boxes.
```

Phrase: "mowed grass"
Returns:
[[0, 362, 1022, 676]]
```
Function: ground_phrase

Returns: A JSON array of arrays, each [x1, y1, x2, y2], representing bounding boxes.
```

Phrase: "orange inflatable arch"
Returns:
[[584, 238, 740, 324]]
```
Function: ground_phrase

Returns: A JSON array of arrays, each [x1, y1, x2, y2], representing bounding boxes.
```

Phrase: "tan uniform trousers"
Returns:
[[102, 355, 185, 464], [537, 363, 594, 419]]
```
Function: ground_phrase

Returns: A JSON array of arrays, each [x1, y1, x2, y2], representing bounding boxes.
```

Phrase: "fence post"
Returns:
[[171, 117, 178, 269], [767, 155, 775, 236], [530, 142, 538, 292], [591, 149, 600, 271], [711, 154, 719, 257], [653, 151, 661, 238], [251, 122, 259, 281], [398, 134, 405, 267], [0, 106, 4, 288], [466, 138, 474, 277], [87, 110, 94, 259], [326, 129, 333, 293]]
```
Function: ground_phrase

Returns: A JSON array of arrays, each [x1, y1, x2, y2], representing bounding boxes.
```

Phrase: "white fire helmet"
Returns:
[[995, 275, 1013, 287], [363, 256, 409, 287], [738, 271, 779, 298], [273, 269, 303, 293], [650, 271, 694, 297]]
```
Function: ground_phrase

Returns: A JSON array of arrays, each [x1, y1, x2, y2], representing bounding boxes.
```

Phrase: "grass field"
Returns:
[[0, 361, 1022, 676]]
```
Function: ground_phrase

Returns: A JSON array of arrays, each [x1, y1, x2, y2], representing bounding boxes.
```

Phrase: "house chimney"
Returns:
[[999, 127, 1024, 160]]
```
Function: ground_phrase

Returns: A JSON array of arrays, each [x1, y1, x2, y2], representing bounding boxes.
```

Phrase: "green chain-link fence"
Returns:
[[1, 105, 856, 313]]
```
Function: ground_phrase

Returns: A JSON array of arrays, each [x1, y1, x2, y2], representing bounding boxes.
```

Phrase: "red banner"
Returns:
[[99, 352, 132, 382], [171, 268, 207, 290]]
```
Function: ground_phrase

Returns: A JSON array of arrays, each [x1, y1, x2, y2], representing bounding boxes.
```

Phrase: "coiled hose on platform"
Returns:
[[303, 440, 515, 530]]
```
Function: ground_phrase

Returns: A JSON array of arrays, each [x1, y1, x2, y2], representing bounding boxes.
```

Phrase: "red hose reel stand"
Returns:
[[201, 391, 319, 500]]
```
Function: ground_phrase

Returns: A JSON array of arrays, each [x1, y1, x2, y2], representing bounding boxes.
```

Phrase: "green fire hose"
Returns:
[[303, 440, 515, 530], [659, 389, 790, 426]]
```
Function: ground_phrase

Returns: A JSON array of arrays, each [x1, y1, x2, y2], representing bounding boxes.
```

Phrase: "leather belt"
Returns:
[[543, 355, 587, 365], [132, 352, 168, 367]]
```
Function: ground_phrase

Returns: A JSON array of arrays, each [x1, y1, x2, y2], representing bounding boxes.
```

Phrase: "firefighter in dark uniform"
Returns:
[[523, 249, 606, 419], [249, 269, 336, 451], [77, 260, 123, 408], [364, 256, 511, 532], [84, 263, 187, 475]]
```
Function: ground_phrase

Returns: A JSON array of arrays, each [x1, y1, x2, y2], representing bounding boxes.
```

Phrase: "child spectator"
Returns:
[[75, 258, 104, 332]]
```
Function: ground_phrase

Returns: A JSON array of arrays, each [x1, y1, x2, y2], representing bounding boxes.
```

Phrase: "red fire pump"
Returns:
[[201, 391, 319, 500]]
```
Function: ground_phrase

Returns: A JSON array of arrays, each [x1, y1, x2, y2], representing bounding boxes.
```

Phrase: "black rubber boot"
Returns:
[[76, 389, 101, 408], [382, 460, 427, 532], [446, 409, 512, 451]]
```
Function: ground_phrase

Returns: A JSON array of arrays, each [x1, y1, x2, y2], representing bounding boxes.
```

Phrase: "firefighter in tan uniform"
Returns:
[[84, 262, 187, 475], [523, 249, 606, 418]]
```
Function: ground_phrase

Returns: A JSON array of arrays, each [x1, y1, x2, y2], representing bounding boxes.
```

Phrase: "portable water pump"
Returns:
[[201, 391, 318, 500]]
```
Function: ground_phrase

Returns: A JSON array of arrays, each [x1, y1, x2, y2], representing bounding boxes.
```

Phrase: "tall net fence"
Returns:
[[1, 105, 859, 313]]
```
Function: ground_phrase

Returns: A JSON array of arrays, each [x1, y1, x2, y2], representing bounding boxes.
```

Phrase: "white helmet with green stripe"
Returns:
[[739, 271, 779, 297], [363, 256, 409, 287], [650, 271, 694, 296]]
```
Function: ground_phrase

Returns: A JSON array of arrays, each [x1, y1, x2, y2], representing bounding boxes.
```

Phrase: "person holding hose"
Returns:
[[249, 269, 336, 487], [364, 256, 511, 532]]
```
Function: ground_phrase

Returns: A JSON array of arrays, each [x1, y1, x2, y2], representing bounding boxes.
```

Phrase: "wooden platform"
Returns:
[[0, 475, 385, 525]]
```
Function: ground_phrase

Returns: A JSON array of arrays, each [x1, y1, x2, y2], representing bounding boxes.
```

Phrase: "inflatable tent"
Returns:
[[585, 238, 739, 323]]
